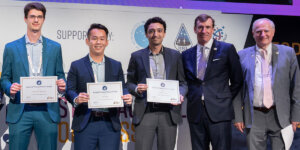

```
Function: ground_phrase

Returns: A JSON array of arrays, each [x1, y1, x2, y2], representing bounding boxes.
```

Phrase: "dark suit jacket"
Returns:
[[182, 40, 243, 123], [126, 47, 187, 125], [66, 55, 128, 132], [0, 36, 65, 123], [234, 44, 300, 128]]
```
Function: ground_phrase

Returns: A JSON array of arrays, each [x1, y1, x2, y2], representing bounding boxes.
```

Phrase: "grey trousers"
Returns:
[[246, 108, 285, 150], [135, 111, 177, 150]]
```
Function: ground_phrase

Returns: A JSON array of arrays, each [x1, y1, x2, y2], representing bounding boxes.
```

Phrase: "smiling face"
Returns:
[[194, 18, 214, 45], [145, 22, 166, 47], [24, 9, 44, 33], [86, 28, 108, 57], [252, 19, 275, 49]]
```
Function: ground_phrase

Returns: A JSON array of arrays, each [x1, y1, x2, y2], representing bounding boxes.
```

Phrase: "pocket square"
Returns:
[[213, 58, 221, 61]]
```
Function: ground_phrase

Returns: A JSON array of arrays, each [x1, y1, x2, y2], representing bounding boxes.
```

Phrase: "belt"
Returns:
[[146, 103, 171, 112], [26, 103, 46, 107], [90, 111, 110, 122], [253, 106, 276, 113]]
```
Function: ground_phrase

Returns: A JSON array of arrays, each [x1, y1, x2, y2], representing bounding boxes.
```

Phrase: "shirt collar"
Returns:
[[25, 34, 43, 44], [89, 54, 105, 64], [197, 37, 213, 50], [256, 43, 272, 55], [148, 46, 164, 55]]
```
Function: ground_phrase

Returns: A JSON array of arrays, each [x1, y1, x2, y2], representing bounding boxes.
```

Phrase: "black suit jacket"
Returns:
[[126, 47, 188, 125], [182, 40, 242, 123], [66, 55, 128, 131]]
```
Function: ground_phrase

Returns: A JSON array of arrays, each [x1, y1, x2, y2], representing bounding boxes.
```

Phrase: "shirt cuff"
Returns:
[[73, 96, 79, 107], [135, 87, 143, 97]]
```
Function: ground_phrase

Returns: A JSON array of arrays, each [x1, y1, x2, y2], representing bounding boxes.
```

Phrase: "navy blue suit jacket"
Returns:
[[182, 40, 242, 123], [66, 55, 128, 131]]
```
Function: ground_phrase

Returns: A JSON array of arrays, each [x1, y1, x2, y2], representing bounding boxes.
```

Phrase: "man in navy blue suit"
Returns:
[[182, 14, 243, 150], [66, 23, 132, 150]]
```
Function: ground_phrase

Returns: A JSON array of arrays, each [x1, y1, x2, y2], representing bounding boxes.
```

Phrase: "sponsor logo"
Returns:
[[131, 22, 148, 49], [102, 86, 107, 91], [160, 82, 165, 87], [213, 25, 227, 41], [174, 24, 193, 52]]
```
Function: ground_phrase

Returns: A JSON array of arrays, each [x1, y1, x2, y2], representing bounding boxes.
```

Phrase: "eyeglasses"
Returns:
[[28, 15, 44, 20]]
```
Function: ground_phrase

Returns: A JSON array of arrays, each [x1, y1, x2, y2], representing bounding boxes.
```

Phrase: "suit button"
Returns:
[[202, 82, 205, 85]]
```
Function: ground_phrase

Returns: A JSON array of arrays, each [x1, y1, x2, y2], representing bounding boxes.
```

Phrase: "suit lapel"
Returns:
[[83, 55, 95, 82], [204, 40, 218, 80], [271, 44, 279, 87], [249, 47, 256, 88], [104, 56, 111, 82], [190, 46, 198, 78], [141, 48, 151, 78], [163, 48, 171, 79], [42, 36, 50, 75], [17, 36, 29, 76]]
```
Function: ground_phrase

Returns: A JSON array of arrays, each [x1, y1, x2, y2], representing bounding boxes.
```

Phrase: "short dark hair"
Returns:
[[194, 14, 215, 28], [144, 17, 166, 34], [24, 2, 46, 18], [87, 23, 109, 39]]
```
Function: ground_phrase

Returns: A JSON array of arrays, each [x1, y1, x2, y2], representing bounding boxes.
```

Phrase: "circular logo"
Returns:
[[160, 82, 165, 87], [213, 25, 227, 41], [131, 22, 148, 48], [36, 80, 42, 85], [102, 86, 107, 91]]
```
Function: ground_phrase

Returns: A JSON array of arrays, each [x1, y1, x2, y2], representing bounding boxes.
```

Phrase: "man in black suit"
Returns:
[[126, 17, 187, 150], [182, 14, 243, 150], [66, 23, 132, 150]]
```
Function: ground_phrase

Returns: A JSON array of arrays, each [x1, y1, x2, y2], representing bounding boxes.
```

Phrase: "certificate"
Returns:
[[21, 76, 58, 103], [146, 78, 180, 103], [87, 82, 124, 108]]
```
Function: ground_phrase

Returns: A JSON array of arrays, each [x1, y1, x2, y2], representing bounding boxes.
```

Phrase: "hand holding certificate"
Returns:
[[87, 82, 124, 108], [146, 78, 180, 104], [20, 76, 58, 103]]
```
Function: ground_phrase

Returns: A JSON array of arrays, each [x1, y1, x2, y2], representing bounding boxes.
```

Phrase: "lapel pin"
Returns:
[[214, 48, 217, 51], [276, 52, 279, 54]]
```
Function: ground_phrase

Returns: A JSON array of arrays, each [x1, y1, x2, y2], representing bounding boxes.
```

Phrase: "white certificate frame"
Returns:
[[146, 78, 180, 103], [20, 76, 58, 103], [87, 82, 124, 108]]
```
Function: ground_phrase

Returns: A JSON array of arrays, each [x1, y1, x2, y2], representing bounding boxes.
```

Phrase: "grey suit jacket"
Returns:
[[233, 44, 300, 128], [126, 47, 188, 125]]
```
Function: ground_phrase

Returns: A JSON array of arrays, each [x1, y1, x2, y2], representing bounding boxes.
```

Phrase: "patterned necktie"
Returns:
[[261, 50, 273, 108], [197, 46, 207, 80]]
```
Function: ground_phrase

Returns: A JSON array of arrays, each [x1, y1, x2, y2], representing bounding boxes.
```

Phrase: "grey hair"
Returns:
[[252, 18, 275, 31]]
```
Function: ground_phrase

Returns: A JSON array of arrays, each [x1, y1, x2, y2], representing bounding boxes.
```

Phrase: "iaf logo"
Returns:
[[213, 25, 227, 41], [160, 82, 165, 87], [102, 86, 107, 91], [174, 23, 193, 52], [131, 22, 149, 49], [36, 80, 42, 85]]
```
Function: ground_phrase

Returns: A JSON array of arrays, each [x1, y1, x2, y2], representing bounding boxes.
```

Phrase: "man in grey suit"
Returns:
[[234, 18, 300, 150], [126, 17, 187, 150]]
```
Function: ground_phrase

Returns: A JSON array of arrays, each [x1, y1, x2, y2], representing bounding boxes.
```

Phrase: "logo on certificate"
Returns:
[[102, 86, 108, 91], [160, 82, 165, 87], [36, 80, 42, 85]]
